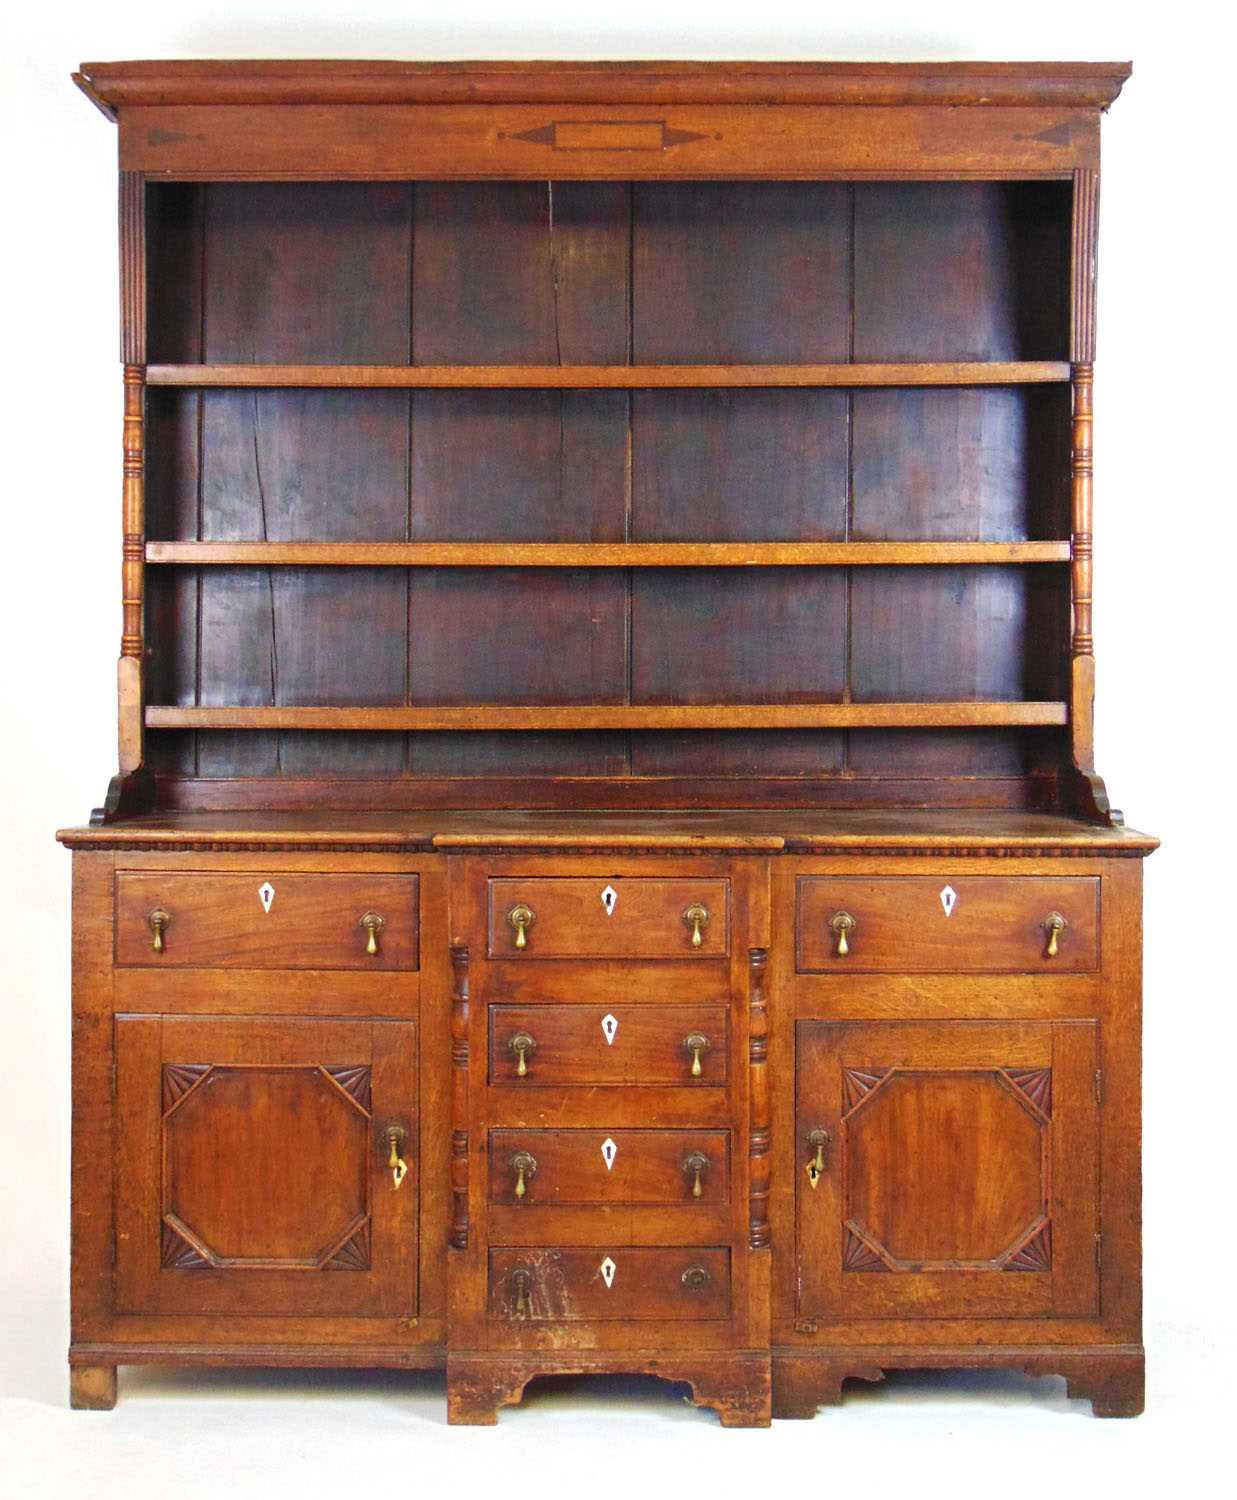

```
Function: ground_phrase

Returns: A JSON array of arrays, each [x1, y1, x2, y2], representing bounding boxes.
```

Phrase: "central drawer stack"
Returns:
[[449, 855, 765, 1415]]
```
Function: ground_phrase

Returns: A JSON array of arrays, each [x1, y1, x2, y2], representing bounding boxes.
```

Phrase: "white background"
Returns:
[[1, 2, 1231, 1495]]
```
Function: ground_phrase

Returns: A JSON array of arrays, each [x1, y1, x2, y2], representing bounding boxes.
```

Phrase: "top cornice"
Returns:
[[73, 59, 1132, 121]]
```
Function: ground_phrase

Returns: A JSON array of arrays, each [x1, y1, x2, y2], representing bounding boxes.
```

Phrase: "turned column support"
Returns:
[[449, 944, 471, 1250], [748, 947, 771, 1251]]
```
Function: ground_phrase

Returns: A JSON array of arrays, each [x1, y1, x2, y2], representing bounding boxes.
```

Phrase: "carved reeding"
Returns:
[[119, 171, 146, 365], [449, 944, 471, 1250], [1070, 169, 1099, 364], [748, 948, 771, 1250]]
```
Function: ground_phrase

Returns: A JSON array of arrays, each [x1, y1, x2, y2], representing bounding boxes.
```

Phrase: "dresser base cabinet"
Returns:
[[60, 57, 1152, 1424]]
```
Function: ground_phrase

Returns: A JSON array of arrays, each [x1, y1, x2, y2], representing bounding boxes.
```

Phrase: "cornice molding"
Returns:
[[74, 59, 1132, 117]]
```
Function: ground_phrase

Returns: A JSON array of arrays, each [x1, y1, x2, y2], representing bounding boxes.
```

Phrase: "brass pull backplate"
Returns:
[[805, 1128, 830, 1189], [683, 902, 710, 949], [507, 903, 535, 951], [383, 1124, 408, 1189], [360, 910, 385, 956], [149, 908, 170, 954]]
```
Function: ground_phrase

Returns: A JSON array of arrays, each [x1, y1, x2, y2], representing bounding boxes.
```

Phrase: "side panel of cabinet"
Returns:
[[115, 1014, 418, 1318], [795, 1018, 1098, 1320]]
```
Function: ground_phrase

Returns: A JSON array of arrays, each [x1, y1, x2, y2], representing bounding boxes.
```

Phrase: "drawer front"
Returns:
[[489, 1247, 730, 1321], [489, 1003, 728, 1086], [115, 872, 419, 970], [487, 877, 729, 959], [796, 876, 1099, 973], [490, 1129, 729, 1207]]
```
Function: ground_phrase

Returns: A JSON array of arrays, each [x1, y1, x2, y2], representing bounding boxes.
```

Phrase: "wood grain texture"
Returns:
[[145, 540, 1074, 566], [146, 361, 1072, 388], [488, 1003, 729, 1086]]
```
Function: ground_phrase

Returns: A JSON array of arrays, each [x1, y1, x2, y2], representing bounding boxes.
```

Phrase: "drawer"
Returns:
[[796, 875, 1098, 973], [486, 877, 729, 959], [489, 1247, 730, 1321], [489, 1004, 728, 1086], [489, 1129, 729, 1207], [114, 872, 419, 970]]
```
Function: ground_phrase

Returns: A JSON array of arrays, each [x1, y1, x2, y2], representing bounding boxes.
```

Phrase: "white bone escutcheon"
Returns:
[[601, 884, 618, 916], [599, 1256, 617, 1289], [601, 1013, 619, 1045], [939, 885, 957, 918], [601, 1137, 618, 1171], [258, 881, 275, 914]]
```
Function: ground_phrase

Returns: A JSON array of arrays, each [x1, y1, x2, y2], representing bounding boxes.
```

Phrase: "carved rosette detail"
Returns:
[[842, 1067, 891, 1113], [843, 1228, 889, 1273], [1004, 1220, 1053, 1272], [162, 1063, 210, 1112], [1005, 1067, 1053, 1117]]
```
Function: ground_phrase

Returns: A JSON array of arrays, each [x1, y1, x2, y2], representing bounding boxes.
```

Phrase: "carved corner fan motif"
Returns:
[[843, 1227, 889, 1272], [162, 1063, 210, 1112], [324, 1065, 373, 1113], [1002, 1220, 1053, 1272], [842, 1067, 891, 1113], [161, 1219, 211, 1269], [325, 1217, 372, 1271], [1004, 1067, 1053, 1117]]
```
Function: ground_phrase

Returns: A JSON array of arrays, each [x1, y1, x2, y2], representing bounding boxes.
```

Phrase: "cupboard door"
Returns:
[[115, 1015, 417, 1318], [796, 1020, 1098, 1321]]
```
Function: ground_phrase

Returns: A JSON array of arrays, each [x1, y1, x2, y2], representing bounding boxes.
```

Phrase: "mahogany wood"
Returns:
[[61, 55, 1149, 1427]]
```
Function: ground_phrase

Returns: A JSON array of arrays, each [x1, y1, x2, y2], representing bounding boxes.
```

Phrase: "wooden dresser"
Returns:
[[59, 58, 1155, 1425]]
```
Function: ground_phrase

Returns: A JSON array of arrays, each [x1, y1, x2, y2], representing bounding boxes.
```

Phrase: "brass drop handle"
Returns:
[[683, 1151, 709, 1200], [683, 902, 710, 949], [1044, 911, 1067, 959], [683, 1032, 711, 1079], [681, 1265, 712, 1291], [149, 908, 170, 955], [383, 1124, 408, 1190], [830, 911, 856, 958], [805, 1128, 830, 1190], [507, 903, 536, 951], [510, 1150, 538, 1201], [508, 1031, 536, 1078], [511, 1266, 532, 1318], [359, 911, 385, 956]]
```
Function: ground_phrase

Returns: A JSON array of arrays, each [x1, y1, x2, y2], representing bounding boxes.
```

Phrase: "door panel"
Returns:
[[115, 1014, 417, 1317], [796, 1019, 1098, 1320]]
